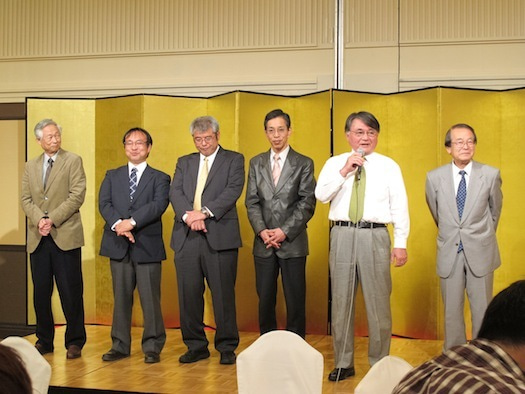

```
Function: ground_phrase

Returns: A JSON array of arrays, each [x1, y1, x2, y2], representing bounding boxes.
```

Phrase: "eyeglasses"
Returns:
[[452, 139, 475, 148], [266, 127, 288, 135], [124, 140, 148, 147], [349, 129, 378, 138], [194, 136, 215, 144]]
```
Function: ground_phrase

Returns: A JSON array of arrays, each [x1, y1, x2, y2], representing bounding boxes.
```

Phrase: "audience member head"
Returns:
[[477, 280, 525, 371], [0, 343, 32, 394]]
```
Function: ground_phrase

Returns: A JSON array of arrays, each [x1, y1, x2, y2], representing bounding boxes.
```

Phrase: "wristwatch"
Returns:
[[201, 207, 210, 218]]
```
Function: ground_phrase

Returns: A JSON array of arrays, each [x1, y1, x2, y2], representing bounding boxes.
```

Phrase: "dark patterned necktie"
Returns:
[[456, 170, 466, 251], [129, 167, 138, 200], [44, 158, 53, 189]]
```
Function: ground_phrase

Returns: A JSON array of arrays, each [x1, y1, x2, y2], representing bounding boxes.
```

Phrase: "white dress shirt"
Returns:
[[315, 151, 410, 249], [451, 161, 472, 195]]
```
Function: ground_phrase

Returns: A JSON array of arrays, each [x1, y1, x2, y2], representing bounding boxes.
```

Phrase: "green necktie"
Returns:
[[349, 167, 366, 222]]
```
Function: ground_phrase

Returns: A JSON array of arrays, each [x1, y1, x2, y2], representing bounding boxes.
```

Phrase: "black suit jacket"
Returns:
[[245, 147, 316, 258], [169, 147, 245, 252], [99, 164, 170, 263]]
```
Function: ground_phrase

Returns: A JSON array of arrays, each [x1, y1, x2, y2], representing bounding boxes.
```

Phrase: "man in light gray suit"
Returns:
[[426, 123, 502, 350], [245, 109, 316, 338]]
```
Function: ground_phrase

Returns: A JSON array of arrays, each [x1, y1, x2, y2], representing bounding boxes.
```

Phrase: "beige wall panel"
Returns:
[[1, 0, 332, 58], [399, 43, 525, 91], [0, 120, 25, 245], [345, 47, 400, 93], [401, 0, 525, 43], [26, 99, 97, 324], [346, 0, 399, 46]]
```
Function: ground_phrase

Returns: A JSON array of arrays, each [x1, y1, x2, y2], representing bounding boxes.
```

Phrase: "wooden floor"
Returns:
[[26, 325, 443, 393]]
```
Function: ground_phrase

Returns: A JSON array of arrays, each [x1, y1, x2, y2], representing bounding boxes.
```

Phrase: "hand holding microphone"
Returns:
[[340, 148, 366, 178]]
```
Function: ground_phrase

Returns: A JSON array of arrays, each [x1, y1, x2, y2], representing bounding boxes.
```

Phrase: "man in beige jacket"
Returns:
[[21, 119, 86, 359]]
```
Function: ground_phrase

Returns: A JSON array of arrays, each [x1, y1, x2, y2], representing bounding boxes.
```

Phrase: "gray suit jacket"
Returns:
[[99, 164, 170, 262], [245, 147, 316, 259], [169, 147, 245, 252], [21, 149, 86, 253], [425, 160, 502, 278]]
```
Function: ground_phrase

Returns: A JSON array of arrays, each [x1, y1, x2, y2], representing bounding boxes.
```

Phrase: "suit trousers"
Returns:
[[329, 225, 392, 368], [175, 230, 239, 353], [30, 236, 86, 350], [440, 250, 493, 350], [109, 255, 166, 355], [254, 255, 306, 338]]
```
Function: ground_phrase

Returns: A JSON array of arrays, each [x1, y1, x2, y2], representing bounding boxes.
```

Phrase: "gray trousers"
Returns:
[[440, 250, 493, 350], [329, 225, 392, 368], [110, 255, 166, 355]]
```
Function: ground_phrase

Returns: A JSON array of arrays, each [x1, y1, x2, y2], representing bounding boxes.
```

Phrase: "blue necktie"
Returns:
[[456, 170, 466, 252], [129, 167, 138, 200]]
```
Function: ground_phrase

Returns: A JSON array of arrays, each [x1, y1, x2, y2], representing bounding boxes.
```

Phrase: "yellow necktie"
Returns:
[[193, 157, 209, 210], [349, 167, 366, 222]]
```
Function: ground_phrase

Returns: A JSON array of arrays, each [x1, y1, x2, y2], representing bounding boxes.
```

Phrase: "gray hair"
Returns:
[[190, 116, 220, 136], [34, 119, 62, 140]]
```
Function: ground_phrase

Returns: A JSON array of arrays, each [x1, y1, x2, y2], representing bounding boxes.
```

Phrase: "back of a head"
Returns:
[[0, 344, 32, 394], [477, 280, 525, 346]]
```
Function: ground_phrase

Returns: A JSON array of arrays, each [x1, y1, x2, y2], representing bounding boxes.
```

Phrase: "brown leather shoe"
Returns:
[[66, 345, 82, 359]]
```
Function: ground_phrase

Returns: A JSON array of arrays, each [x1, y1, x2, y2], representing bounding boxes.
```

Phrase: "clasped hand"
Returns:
[[259, 228, 286, 249]]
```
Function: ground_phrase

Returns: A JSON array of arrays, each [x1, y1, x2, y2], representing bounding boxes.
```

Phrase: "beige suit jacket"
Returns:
[[21, 149, 86, 253]]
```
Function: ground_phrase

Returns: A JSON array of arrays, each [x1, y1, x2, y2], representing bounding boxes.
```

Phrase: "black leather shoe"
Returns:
[[35, 343, 53, 355], [328, 367, 355, 381], [179, 349, 210, 363], [66, 345, 82, 359], [102, 349, 129, 362], [144, 352, 160, 364], [219, 351, 236, 365]]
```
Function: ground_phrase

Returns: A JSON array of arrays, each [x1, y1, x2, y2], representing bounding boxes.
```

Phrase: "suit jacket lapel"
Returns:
[[260, 151, 274, 189], [188, 154, 200, 199], [440, 164, 460, 223], [204, 147, 224, 190], [45, 150, 65, 191], [132, 165, 153, 202], [462, 161, 483, 222]]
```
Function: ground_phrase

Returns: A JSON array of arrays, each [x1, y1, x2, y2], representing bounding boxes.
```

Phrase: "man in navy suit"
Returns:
[[99, 127, 170, 364], [170, 116, 245, 365], [245, 109, 316, 338]]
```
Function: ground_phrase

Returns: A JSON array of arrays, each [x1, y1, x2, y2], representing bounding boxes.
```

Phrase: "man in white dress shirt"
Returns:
[[315, 111, 410, 382]]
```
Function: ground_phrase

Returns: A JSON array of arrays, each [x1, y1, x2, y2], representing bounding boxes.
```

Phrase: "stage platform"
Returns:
[[24, 325, 443, 393]]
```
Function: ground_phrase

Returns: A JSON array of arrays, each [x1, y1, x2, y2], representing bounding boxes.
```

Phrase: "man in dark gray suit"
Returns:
[[426, 123, 502, 350], [245, 109, 316, 338], [170, 116, 245, 365], [99, 127, 170, 364]]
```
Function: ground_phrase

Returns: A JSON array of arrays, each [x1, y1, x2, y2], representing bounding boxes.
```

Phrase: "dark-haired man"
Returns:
[[393, 280, 525, 393], [425, 123, 502, 351], [245, 109, 316, 338], [315, 111, 409, 381], [99, 127, 170, 363]]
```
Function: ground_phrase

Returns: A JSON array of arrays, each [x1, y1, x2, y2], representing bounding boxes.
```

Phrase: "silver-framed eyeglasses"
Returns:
[[350, 129, 378, 138], [452, 139, 475, 148]]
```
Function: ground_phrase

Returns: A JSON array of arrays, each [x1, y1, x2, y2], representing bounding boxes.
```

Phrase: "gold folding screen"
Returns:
[[26, 87, 525, 338]]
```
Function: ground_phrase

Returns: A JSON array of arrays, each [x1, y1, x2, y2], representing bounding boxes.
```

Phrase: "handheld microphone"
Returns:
[[356, 148, 365, 181]]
